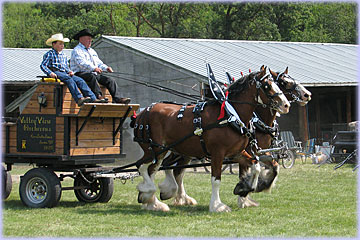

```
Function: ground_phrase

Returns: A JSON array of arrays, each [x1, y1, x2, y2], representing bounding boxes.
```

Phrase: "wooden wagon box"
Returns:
[[3, 82, 139, 168]]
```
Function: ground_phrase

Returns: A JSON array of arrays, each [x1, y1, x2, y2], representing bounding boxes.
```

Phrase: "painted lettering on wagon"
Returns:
[[17, 114, 56, 153]]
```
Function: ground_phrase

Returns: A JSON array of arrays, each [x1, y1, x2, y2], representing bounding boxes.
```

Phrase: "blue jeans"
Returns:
[[54, 71, 96, 103]]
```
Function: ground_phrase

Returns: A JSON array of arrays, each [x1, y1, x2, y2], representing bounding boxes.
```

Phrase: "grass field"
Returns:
[[2, 161, 358, 238]]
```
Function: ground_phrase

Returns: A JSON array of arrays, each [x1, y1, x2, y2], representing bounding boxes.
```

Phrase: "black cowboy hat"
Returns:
[[73, 29, 95, 40]]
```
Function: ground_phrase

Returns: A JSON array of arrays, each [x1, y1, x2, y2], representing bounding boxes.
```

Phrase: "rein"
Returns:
[[133, 114, 230, 167], [102, 72, 202, 102]]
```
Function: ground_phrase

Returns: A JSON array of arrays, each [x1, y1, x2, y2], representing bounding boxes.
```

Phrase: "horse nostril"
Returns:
[[304, 93, 309, 98], [285, 104, 289, 109]]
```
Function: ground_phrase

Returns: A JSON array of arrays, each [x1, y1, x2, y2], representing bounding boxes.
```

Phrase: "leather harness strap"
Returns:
[[192, 102, 211, 157]]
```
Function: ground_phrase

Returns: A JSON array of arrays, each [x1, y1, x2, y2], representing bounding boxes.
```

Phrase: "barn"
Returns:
[[91, 36, 357, 143], [2, 37, 357, 160]]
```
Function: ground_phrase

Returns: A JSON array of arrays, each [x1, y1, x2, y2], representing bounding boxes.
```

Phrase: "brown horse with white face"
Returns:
[[159, 67, 312, 210], [236, 67, 312, 208], [132, 66, 290, 212]]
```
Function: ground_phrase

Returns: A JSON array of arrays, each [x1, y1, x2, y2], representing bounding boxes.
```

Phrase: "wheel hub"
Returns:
[[26, 177, 47, 203]]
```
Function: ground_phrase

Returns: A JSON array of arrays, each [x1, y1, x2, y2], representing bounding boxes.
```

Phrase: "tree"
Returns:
[[3, 3, 54, 48], [210, 3, 281, 41], [2, 2, 357, 48], [128, 3, 215, 38]]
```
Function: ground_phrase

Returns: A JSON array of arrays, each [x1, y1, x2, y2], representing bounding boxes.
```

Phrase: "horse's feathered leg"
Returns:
[[137, 149, 171, 211], [142, 195, 170, 211], [158, 153, 180, 200], [209, 153, 231, 212], [237, 195, 260, 208], [159, 169, 178, 200], [172, 156, 197, 206], [142, 159, 170, 211], [137, 162, 157, 204]]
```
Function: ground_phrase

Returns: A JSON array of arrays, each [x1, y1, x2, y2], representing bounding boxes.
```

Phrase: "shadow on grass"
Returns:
[[3, 199, 211, 216], [3, 199, 88, 209], [3, 200, 27, 209], [73, 203, 211, 216]]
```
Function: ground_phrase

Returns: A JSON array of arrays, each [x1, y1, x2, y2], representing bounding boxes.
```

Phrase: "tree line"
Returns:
[[3, 2, 357, 49]]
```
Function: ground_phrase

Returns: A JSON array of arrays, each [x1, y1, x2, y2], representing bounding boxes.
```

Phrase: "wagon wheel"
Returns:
[[19, 168, 61, 208], [282, 150, 295, 169], [74, 174, 113, 203], [2, 165, 12, 200]]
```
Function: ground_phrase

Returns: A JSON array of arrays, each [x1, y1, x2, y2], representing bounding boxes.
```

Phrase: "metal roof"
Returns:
[[97, 36, 358, 87], [2, 48, 72, 83]]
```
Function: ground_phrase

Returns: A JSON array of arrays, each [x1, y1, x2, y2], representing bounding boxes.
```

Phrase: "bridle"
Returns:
[[226, 72, 284, 111], [254, 73, 284, 111], [275, 72, 306, 104]]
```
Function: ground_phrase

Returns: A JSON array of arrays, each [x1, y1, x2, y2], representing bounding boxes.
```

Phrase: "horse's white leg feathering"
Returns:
[[209, 177, 231, 212], [137, 162, 157, 203]]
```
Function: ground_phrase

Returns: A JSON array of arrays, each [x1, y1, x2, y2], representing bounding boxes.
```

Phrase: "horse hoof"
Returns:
[[159, 181, 177, 200], [173, 195, 198, 206], [146, 203, 170, 212], [233, 182, 253, 196], [210, 203, 231, 212], [138, 191, 154, 204], [238, 196, 259, 208], [159, 188, 177, 200], [138, 192, 142, 203], [247, 196, 260, 207], [144, 198, 170, 212]]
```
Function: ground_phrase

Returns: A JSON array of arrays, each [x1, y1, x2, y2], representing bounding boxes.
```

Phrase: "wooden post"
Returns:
[[298, 105, 309, 142]]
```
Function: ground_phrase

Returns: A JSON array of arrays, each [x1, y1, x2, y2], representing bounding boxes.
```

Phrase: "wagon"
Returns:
[[2, 80, 139, 207], [331, 131, 357, 163]]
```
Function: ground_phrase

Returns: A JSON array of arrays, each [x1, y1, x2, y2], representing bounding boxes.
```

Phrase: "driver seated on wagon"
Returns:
[[40, 33, 101, 106]]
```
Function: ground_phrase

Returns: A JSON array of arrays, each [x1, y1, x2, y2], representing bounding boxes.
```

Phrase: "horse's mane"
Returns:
[[227, 71, 258, 94]]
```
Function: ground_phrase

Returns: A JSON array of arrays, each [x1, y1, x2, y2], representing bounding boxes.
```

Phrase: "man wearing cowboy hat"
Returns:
[[40, 33, 99, 106], [70, 29, 131, 104]]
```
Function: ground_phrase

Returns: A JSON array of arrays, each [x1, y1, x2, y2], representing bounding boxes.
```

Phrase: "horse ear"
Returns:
[[269, 68, 277, 78], [259, 66, 267, 77], [284, 66, 288, 74]]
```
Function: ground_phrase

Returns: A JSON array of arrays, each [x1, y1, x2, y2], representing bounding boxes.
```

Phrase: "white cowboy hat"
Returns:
[[45, 33, 70, 46]]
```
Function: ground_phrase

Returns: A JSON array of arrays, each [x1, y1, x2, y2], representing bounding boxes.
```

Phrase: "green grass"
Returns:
[[2, 162, 358, 238]]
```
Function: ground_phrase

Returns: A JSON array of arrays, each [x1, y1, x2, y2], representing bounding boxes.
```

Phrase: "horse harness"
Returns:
[[132, 71, 281, 165], [133, 101, 259, 164], [252, 112, 279, 139]]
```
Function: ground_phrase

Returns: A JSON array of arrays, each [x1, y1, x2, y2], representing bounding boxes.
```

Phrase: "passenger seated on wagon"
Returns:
[[71, 29, 131, 104], [40, 33, 100, 106]]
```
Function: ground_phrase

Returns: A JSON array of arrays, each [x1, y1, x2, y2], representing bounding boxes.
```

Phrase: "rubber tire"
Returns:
[[2, 166, 12, 200], [282, 150, 295, 169], [74, 176, 113, 203], [19, 168, 61, 208]]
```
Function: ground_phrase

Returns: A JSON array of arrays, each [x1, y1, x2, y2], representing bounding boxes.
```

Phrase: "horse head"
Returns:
[[253, 66, 290, 114], [270, 67, 312, 106]]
